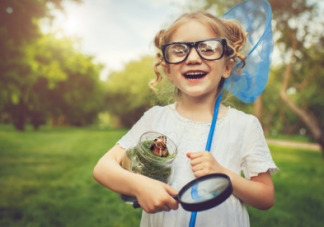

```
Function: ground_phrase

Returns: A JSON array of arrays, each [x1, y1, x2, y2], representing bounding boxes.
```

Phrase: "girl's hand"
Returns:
[[134, 175, 179, 213], [187, 152, 275, 210], [187, 151, 225, 178]]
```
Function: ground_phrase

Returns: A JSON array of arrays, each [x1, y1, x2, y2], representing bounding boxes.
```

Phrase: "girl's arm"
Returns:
[[187, 151, 274, 210], [93, 144, 179, 213]]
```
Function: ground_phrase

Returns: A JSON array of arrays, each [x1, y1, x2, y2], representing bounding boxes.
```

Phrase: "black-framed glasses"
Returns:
[[161, 38, 228, 64]]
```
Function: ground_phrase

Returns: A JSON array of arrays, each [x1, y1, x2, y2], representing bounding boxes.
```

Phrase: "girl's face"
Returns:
[[163, 20, 232, 100]]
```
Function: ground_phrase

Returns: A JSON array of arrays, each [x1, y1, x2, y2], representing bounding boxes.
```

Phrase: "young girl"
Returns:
[[93, 10, 278, 227]]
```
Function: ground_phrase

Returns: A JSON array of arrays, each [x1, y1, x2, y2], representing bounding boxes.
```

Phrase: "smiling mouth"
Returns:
[[183, 72, 207, 80]]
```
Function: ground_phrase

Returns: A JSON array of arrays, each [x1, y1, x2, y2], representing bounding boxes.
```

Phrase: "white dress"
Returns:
[[117, 104, 278, 227]]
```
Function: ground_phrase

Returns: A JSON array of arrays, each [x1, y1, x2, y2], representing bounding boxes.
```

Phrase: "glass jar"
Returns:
[[120, 131, 178, 203]]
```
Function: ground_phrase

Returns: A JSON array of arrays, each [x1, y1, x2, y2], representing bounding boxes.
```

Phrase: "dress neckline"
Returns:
[[170, 103, 232, 127]]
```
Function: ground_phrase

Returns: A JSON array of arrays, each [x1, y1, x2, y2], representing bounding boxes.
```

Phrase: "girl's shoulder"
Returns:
[[144, 103, 176, 116], [141, 104, 176, 122], [228, 107, 261, 128]]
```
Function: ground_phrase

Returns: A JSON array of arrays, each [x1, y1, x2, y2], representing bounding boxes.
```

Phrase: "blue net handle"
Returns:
[[188, 1, 273, 226], [189, 91, 223, 227]]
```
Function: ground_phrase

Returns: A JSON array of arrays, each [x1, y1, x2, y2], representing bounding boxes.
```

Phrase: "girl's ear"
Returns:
[[162, 61, 172, 81], [222, 59, 234, 79]]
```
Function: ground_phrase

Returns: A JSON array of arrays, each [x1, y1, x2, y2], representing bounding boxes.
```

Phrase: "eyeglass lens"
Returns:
[[164, 40, 223, 63]]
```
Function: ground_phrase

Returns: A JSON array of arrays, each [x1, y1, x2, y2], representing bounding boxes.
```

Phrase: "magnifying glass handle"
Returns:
[[133, 201, 142, 209], [133, 195, 178, 209]]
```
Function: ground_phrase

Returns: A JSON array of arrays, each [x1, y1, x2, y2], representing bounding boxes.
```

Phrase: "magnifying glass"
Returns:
[[133, 173, 232, 212]]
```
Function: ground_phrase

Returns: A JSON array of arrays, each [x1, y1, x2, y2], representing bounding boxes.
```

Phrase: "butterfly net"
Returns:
[[221, 0, 273, 103]]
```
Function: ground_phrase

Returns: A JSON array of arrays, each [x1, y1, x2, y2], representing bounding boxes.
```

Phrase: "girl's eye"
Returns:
[[174, 49, 186, 54], [199, 43, 216, 52], [171, 44, 188, 55], [200, 47, 215, 53], [199, 41, 222, 56]]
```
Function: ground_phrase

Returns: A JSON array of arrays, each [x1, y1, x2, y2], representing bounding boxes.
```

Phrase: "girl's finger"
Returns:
[[190, 157, 202, 166], [158, 196, 178, 211], [166, 198, 179, 210], [165, 184, 179, 196], [150, 205, 168, 213], [161, 204, 171, 212], [164, 185, 180, 210], [187, 151, 204, 159], [192, 163, 204, 172], [193, 169, 205, 178]]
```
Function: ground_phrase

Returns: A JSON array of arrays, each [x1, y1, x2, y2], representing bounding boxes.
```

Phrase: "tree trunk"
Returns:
[[253, 95, 263, 126], [50, 116, 57, 128], [279, 108, 301, 135], [264, 112, 274, 136], [318, 134, 324, 158], [280, 91, 324, 154], [280, 38, 324, 156], [13, 97, 26, 131]]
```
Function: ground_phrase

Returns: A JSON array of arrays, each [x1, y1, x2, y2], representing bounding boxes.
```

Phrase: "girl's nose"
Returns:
[[185, 47, 202, 64]]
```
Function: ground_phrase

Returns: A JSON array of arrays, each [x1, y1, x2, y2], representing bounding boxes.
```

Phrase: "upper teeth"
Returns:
[[185, 72, 204, 75]]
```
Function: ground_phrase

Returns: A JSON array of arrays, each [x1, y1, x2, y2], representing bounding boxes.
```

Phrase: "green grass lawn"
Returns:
[[265, 134, 315, 143], [247, 145, 324, 227], [0, 124, 323, 227]]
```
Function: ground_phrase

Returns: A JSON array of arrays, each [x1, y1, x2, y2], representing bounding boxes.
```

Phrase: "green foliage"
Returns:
[[124, 140, 174, 182], [35, 35, 105, 126], [105, 56, 171, 127], [0, 0, 105, 130], [269, 0, 318, 50], [1, 125, 324, 226], [0, 34, 105, 129]]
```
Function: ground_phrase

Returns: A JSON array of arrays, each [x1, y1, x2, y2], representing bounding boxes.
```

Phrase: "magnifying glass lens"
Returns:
[[180, 177, 229, 204]]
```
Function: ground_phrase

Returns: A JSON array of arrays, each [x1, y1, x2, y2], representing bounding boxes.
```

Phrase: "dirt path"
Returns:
[[266, 139, 321, 151]]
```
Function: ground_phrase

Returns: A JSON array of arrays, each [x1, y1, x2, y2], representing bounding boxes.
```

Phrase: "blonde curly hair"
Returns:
[[150, 11, 248, 98]]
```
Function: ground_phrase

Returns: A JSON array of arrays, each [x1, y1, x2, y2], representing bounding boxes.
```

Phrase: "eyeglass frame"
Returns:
[[161, 38, 229, 64]]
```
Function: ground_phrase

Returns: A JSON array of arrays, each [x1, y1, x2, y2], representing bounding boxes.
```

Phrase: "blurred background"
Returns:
[[0, 0, 323, 226]]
